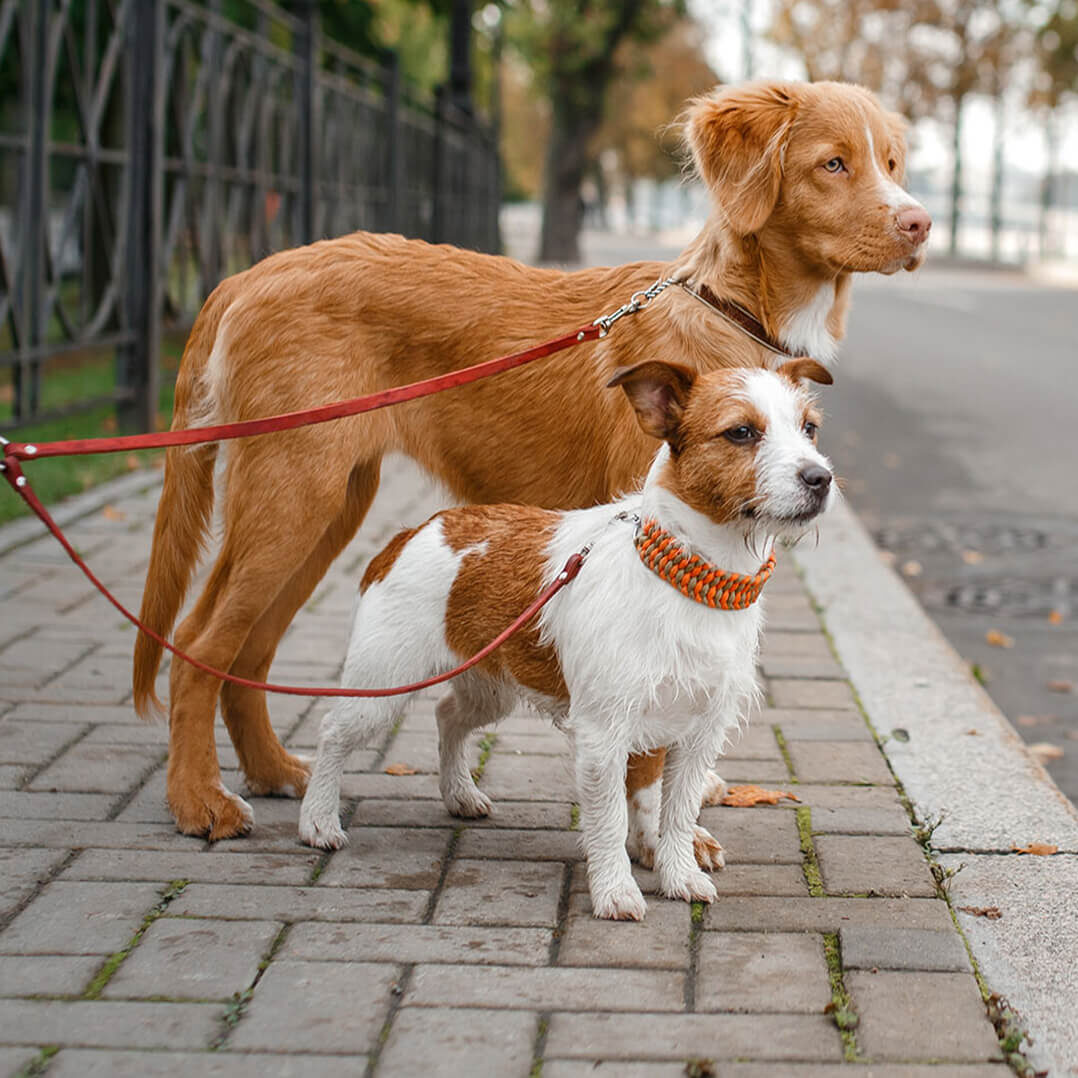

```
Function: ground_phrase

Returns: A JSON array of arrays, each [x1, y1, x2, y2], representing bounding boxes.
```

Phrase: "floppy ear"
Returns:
[[607, 361, 696, 441], [884, 110, 909, 182], [777, 358, 833, 386], [685, 82, 801, 236]]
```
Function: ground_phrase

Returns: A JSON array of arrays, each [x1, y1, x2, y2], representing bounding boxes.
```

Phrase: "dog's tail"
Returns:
[[132, 286, 232, 719]]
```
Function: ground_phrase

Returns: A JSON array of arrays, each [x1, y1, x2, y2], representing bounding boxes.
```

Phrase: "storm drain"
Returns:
[[919, 576, 1074, 618]]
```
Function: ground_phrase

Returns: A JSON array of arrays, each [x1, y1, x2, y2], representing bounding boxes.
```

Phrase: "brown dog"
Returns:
[[133, 80, 930, 840]]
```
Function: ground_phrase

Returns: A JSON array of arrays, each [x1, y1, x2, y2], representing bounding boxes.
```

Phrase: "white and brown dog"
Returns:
[[299, 357, 835, 920]]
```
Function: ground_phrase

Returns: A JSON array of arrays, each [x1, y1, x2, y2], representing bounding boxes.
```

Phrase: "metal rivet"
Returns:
[[25, 445, 37, 455], [16, 476, 27, 487], [576, 331, 585, 341]]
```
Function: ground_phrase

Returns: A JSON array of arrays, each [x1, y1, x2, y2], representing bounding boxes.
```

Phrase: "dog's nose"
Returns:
[[897, 207, 932, 245], [799, 465, 833, 494]]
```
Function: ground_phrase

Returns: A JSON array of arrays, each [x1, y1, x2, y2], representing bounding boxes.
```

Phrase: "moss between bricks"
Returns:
[[470, 732, 497, 784], [772, 724, 798, 783], [13, 1045, 58, 1078], [823, 932, 860, 1061], [795, 806, 824, 897], [82, 879, 189, 1000]]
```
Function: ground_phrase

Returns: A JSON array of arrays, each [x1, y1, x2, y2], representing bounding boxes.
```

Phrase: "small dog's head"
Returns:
[[684, 80, 930, 274], [609, 359, 835, 540]]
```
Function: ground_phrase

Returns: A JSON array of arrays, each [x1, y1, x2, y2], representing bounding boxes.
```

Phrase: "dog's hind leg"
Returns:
[[436, 675, 509, 819], [220, 460, 382, 799]]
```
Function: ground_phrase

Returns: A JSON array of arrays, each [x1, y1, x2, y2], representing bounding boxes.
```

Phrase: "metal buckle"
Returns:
[[594, 275, 677, 337]]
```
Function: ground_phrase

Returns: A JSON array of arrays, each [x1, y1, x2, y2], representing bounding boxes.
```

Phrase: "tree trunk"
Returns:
[[989, 89, 1004, 263], [538, 94, 603, 263], [1038, 109, 1059, 260], [948, 92, 965, 257]]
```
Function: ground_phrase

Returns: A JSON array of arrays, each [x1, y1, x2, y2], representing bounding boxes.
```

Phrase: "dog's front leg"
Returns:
[[654, 738, 724, 904], [575, 734, 647, 921]]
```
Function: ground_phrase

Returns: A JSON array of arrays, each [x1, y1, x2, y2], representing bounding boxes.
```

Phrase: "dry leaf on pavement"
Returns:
[[985, 629, 1014, 648], [384, 763, 418, 776], [1048, 610, 1064, 625], [958, 905, 1002, 920], [102, 505, 126, 522], [1047, 680, 1074, 693], [720, 784, 801, 807], [1028, 742, 1064, 763], [1011, 843, 1059, 856], [960, 549, 984, 565]]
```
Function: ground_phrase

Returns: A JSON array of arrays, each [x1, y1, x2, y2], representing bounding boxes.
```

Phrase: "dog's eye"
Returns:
[[803, 421, 818, 439], [723, 425, 759, 445], [823, 157, 845, 174]]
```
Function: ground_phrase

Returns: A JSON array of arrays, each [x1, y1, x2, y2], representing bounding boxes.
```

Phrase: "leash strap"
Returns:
[[1, 453, 587, 698]]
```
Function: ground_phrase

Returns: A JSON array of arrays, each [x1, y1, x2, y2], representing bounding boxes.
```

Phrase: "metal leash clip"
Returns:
[[593, 275, 678, 338]]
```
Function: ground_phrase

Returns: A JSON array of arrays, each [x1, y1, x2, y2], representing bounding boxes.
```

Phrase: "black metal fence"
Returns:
[[0, 0, 501, 432]]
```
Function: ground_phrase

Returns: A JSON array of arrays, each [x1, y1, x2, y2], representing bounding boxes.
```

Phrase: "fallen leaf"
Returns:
[[102, 505, 126, 522], [985, 629, 1014, 648], [125, 454, 141, 471], [721, 784, 801, 807], [384, 763, 418, 776], [959, 905, 1002, 920], [883, 452, 901, 470], [1028, 742, 1064, 763], [960, 549, 984, 565], [1048, 610, 1064, 625], [1047, 680, 1074, 693], [1017, 715, 1053, 727], [901, 560, 922, 578], [878, 550, 896, 567], [965, 728, 980, 736], [1012, 843, 1058, 856]]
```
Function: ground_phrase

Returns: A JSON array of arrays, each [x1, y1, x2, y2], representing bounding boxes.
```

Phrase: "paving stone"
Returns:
[[557, 892, 691, 969], [718, 724, 782, 760], [0, 791, 115, 820], [80, 724, 170, 746], [318, 826, 452, 889], [720, 1066, 1013, 1077], [282, 922, 551, 966], [1, 704, 141, 726], [0, 639, 89, 677], [379, 1006, 537, 1078], [0, 819, 206, 851], [0, 764, 30, 789], [0, 847, 70, 921], [761, 655, 845, 679], [60, 848, 320, 886], [840, 925, 972, 972], [492, 728, 568, 756], [787, 784, 907, 811], [0, 999, 222, 1049], [170, 883, 428, 924], [406, 963, 685, 1012], [455, 828, 582, 862], [102, 917, 283, 1000], [769, 679, 857, 709], [0, 954, 101, 997], [760, 631, 836, 660], [228, 959, 399, 1053], [543, 1012, 842, 1061], [808, 806, 913, 836], [0, 720, 85, 766], [787, 741, 895, 785], [847, 970, 1002, 1061], [378, 729, 472, 774], [697, 931, 832, 1013], [544, 1064, 687, 1078], [478, 751, 576, 802], [779, 719, 874, 742], [708, 760, 792, 784], [0, 1047, 38, 1075], [695, 806, 804, 864], [703, 897, 954, 933], [45, 1050, 354, 1077], [815, 836, 937, 897], [28, 743, 164, 795], [710, 864, 810, 897], [339, 772, 443, 800], [0, 881, 165, 955], [433, 859, 565, 927]]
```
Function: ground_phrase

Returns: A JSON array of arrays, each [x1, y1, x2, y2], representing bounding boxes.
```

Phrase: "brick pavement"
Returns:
[[0, 456, 1014, 1076]]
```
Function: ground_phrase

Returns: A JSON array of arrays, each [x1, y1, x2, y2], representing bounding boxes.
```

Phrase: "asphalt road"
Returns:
[[824, 264, 1078, 803]]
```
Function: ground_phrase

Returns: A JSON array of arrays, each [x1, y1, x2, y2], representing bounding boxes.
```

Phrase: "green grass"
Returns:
[[796, 806, 824, 897], [0, 335, 184, 527]]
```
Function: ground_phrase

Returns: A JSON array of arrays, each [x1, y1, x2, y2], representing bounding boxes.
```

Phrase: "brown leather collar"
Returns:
[[680, 283, 794, 358]]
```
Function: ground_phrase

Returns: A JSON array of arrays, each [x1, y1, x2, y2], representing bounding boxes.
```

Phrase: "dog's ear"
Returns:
[[685, 82, 801, 236], [777, 358, 833, 386], [884, 110, 909, 182], [607, 361, 696, 441]]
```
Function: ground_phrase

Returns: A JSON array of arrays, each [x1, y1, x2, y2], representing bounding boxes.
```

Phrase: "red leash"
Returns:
[[2, 453, 586, 698], [0, 322, 610, 698]]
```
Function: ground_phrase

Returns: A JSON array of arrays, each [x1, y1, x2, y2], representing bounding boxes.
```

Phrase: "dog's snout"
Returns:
[[799, 464, 832, 494], [896, 207, 931, 245]]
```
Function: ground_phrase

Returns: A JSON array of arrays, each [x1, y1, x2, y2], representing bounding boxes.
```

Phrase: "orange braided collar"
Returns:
[[634, 517, 776, 610]]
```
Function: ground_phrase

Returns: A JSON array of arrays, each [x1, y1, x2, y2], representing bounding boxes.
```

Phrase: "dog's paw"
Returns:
[[700, 769, 728, 806], [625, 827, 657, 869], [693, 826, 725, 871], [660, 868, 718, 905], [298, 810, 349, 851], [591, 881, 648, 921], [443, 785, 493, 819], [244, 752, 312, 799], [170, 781, 254, 840]]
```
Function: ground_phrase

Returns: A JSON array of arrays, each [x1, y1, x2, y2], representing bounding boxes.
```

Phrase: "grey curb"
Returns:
[[794, 493, 1078, 1075]]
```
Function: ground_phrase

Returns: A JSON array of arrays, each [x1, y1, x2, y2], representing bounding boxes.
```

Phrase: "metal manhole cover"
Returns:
[[875, 522, 1054, 556], [920, 576, 1074, 618]]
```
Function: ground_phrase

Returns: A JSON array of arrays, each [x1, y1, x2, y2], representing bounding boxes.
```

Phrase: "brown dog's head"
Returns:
[[608, 359, 835, 538], [685, 81, 930, 275]]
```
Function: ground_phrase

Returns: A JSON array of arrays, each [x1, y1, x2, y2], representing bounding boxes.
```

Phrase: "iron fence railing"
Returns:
[[0, 0, 501, 432]]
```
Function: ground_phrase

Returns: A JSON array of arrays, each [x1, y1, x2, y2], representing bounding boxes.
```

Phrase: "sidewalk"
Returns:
[[2, 445, 1073, 1077]]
